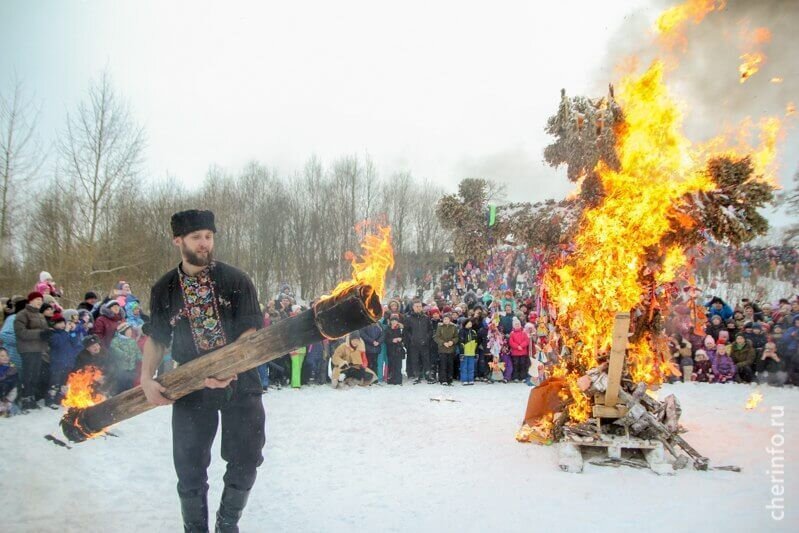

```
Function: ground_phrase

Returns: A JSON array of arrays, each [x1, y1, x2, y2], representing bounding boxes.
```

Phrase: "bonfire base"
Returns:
[[558, 435, 674, 475]]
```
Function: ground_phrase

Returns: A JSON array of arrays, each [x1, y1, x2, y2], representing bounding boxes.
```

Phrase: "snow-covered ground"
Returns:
[[1, 382, 797, 532]]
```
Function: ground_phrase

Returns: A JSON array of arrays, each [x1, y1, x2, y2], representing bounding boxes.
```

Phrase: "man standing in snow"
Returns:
[[140, 209, 264, 533]]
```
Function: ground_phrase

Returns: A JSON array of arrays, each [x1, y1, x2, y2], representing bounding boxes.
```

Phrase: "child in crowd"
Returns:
[[110, 323, 143, 393], [712, 344, 736, 383], [693, 349, 714, 382], [48, 314, 82, 407]]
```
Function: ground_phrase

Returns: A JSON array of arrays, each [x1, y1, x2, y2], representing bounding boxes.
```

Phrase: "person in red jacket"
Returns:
[[508, 317, 530, 382], [93, 300, 124, 348]]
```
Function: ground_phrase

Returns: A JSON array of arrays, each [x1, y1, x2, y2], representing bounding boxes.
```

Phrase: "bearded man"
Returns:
[[141, 209, 264, 532]]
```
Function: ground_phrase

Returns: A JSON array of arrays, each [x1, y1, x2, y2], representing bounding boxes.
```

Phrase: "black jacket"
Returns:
[[404, 312, 433, 347]]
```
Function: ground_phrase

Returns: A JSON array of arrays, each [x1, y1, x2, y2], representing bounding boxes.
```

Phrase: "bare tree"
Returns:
[[0, 77, 43, 267], [58, 70, 145, 266]]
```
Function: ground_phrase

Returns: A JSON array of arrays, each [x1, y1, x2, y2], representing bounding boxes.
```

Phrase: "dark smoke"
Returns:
[[595, 0, 799, 192]]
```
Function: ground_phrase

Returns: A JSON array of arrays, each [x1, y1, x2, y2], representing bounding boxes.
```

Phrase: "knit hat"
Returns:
[[82, 334, 101, 348], [117, 322, 132, 334], [27, 291, 43, 302], [51, 313, 65, 324], [171, 209, 216, 237], [39, 271, 53, 283], [512, 317, 522, 329], [348, 331, 361, 341], [104, 300, 120, 309], [704, 335, 716, 347], [84, 291, 98, 301]]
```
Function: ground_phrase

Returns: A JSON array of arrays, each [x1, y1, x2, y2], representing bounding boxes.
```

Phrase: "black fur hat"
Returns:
[[171, 209, 217, 237]]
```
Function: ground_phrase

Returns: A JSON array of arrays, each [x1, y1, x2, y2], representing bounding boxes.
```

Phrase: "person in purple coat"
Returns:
[[712, 344, 736, 383]]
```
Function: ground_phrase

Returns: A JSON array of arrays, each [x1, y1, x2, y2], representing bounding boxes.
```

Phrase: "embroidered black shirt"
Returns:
[[148, 261, 263, 394]]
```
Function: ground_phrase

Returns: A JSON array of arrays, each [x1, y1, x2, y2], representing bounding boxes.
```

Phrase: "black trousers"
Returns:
[[387, 352, 404, 384], [20, 352, 42, 399], [439, 353, 454, 383], [511, 356, 529, 381], [172, 392, 265, 498], [365, 351, 379, 375], [407, 344, 429, 378]]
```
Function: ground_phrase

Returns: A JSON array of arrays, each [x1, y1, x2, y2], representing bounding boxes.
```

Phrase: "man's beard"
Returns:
[[183, 246, 214, 267]]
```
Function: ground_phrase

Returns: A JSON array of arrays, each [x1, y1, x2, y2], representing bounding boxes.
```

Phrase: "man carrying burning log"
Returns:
[[140, 209, 265, 533]]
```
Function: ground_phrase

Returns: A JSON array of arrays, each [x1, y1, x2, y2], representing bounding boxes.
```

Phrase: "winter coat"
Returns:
[[360, 323, 384, 355], [110, 334, 142, 372], [781, 326, 799, 356], [13, 305, 50, 354], [508, 329, 530, 356], [49, 329, 82, 375], [745, 332, 767, 355], [499, 314, 515, 335], [0, 364, 19, 398], [403, 312, 433, 347], [331, 341, 366, 369], [385, 325, 405, 359], [729, 340, 756, 370], [693, 360, 714, 382], [93, 306, 123, 349], [712, 354, 736, 382], [0, 315, 21, 368], [460, 327, 479, 356], [705, 321, 724, 341], [706, 302, 733, 322], [124, 300, 145, 329], [433, 322, 459, 354]]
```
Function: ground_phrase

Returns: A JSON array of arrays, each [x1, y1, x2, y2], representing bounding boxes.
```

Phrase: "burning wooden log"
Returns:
[[60, 284, 382, 443]]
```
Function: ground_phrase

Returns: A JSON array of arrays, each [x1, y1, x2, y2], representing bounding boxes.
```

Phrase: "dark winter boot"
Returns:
[[215, 486, 250, 533], [180, 492, 209, 533], [22, 396, 38, 411], [45, 386, 60, 409]]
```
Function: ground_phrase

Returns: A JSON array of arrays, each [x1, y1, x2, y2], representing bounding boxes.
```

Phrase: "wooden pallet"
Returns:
[[558, 434, 674, 475]]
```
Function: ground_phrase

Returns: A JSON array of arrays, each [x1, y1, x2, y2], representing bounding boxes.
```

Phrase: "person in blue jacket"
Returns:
[[706, 296, 734, 322]]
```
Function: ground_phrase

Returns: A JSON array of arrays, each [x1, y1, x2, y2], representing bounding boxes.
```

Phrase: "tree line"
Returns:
[[0, 72, 450, 307]]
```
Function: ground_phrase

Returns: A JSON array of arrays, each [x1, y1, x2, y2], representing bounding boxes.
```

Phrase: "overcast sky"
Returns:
[[1, 0, 796, 226]]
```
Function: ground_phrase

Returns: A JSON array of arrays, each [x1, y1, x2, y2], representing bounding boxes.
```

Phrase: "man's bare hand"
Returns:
[[142, 378, 174, 406], [204, 375, 237, 389]]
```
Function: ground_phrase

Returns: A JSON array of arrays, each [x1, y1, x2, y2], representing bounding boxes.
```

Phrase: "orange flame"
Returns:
[[544, 57, 785, 422], [655, 0, 725, 50], [771, 77, 783, 84], [788, 102, 796, 117], [326, 223, 395, 307], [62, 366, 106, 409], [738, 27, 771, 84], [745, 391, 763, 410], [739, 52, 764, 84]]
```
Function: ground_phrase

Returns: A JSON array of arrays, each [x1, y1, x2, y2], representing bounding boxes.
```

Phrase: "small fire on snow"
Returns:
[[745, 391, 763, 410]]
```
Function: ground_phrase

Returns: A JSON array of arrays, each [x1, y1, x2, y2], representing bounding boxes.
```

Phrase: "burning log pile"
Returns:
[[515, 0, 787, 475]]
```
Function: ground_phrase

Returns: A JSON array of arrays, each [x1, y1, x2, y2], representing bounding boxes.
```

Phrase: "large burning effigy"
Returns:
[[515, 0, 789, 474]]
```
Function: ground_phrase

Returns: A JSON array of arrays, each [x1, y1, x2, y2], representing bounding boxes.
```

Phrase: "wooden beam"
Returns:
[[61, 284, 381, 442], [603, 313, 630, 408]]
